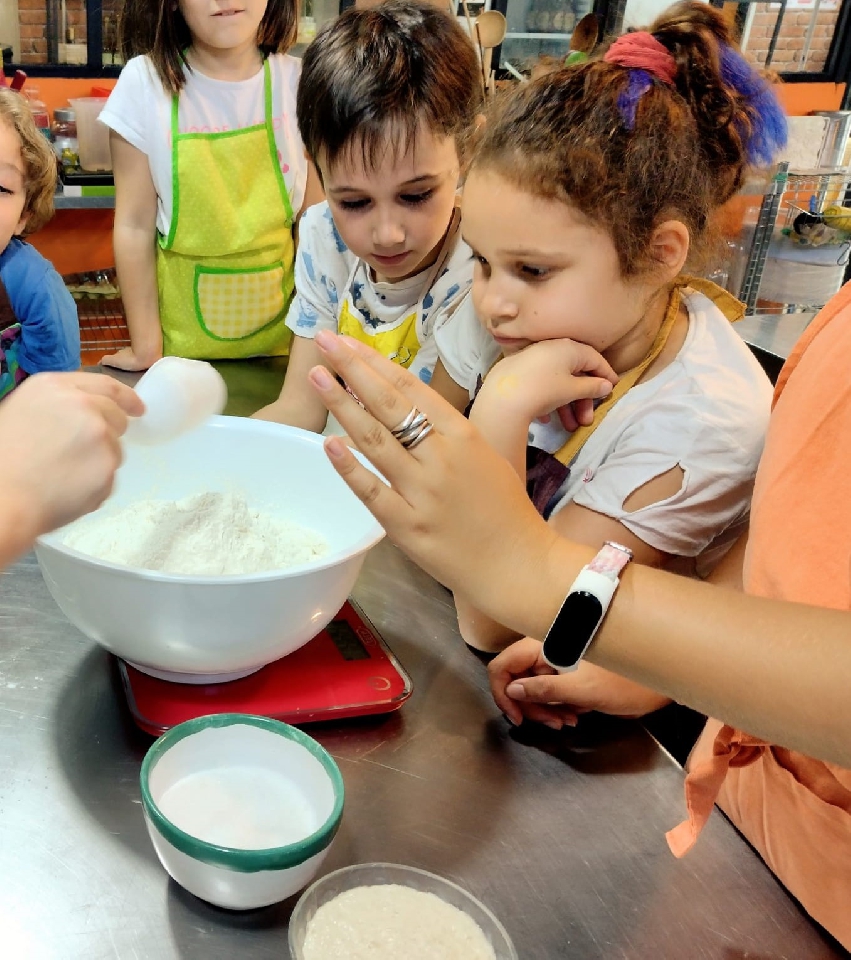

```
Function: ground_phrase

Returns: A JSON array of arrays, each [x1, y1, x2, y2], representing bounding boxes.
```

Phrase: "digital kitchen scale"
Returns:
[[118, 600, 413, 736]]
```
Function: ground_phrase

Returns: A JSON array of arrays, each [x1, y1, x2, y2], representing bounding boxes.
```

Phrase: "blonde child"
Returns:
[[99, 0, 323, 370], [430, 3, 787, 715], [253, 0, 481, 432], [0, 89, 80, 399]]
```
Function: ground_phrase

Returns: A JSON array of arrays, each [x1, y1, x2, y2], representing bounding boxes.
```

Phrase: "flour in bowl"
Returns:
[[301, 884, 498, 960], [62, 491, 329, 575]]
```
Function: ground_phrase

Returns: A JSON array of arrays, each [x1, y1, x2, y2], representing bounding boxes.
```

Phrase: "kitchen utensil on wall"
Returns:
[[476, 9, 506, 93], [460, 0, 483, 71]]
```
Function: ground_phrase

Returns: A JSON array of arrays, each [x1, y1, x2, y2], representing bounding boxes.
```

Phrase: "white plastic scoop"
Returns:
[[124, 356, 227, 445]]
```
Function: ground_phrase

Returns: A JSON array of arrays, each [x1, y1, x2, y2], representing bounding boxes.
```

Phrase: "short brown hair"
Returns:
[[0, 88, 56, 236], [471, 2, 784, 276], [118, 0, 298, 95], [297, 0, 482, 174]]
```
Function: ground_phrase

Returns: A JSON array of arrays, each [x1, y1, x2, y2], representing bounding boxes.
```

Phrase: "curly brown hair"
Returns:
[[0, 88, 56, 237], [471, 1, 784, 276], [118, 0, 298, 95], [297, 0, 482, 174]]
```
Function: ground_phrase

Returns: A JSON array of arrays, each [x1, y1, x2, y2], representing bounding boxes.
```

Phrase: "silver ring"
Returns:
[[390, 406, 433, 450], [390, 408, 420, 437]]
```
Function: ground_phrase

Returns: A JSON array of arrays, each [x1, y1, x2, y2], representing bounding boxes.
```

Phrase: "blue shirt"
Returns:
[[0, 238, 80, 374]]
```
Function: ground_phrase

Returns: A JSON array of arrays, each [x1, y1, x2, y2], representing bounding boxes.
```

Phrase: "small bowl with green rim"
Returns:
[[140, 713, 344, 910]]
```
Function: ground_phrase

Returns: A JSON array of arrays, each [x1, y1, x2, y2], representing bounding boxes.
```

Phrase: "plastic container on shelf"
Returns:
[[69, 97, 111, 172], [51, 107, 79, 173], [24, 88, 51, 142]]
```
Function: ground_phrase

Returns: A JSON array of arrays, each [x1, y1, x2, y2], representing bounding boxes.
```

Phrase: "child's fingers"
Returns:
[[65, 371, 146, 417]]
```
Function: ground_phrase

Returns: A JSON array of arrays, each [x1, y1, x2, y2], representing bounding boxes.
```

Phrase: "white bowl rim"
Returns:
[[36, 417, 385, 583]]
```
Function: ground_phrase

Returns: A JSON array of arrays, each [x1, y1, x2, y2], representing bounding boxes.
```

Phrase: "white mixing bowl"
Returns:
[[35, 417, 384, 682]]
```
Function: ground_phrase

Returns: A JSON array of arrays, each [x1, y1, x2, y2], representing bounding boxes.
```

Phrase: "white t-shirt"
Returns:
[[100, 54, 307, 237], [436, 289, 773, 573], [286, 201, 474, 385]]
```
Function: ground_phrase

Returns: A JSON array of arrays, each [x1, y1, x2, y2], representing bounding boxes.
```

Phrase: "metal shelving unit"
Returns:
[[737, 162, 851, 314]]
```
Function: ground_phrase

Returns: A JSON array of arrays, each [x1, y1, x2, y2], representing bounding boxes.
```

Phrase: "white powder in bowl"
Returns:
[[61, 491, 329, 575], [302, 884, 499, 960]]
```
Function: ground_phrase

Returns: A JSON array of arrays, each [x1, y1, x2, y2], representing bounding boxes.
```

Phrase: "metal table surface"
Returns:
[[1, 552, 846, 959], [0, 365, 843, 959]]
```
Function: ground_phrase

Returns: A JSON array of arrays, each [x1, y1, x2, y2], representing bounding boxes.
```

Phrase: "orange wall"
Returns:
[[775, 82, 845, 116], [29, 76, 117, 116], [27, 77, 118, 274], [26, 77, 849, 278]]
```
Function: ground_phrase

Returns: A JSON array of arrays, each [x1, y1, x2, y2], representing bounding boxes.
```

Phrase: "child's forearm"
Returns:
[[455, 388, 531, 650], [455, 593, 522, 653], [469, 385, 530, 479], [252, 334, 328, 431], [113, 222, 162, 365]]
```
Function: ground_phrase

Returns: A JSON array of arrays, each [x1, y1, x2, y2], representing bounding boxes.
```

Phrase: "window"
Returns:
[[609, 0, 851, 88], [3, 0, 122, 76]]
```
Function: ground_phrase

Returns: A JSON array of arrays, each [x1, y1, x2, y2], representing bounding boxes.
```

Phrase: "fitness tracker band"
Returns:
[[541, 541, 633, 673]]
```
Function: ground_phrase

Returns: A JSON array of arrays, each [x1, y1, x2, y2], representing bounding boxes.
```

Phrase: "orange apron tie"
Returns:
[[667, 726, 768, 856]]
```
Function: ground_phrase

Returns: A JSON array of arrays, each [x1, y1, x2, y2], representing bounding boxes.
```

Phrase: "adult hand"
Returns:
[[474, 339, 617, 434], [4, 372, 144, 545], [490, 639, 672, 729], [307, 330, 575, 634]]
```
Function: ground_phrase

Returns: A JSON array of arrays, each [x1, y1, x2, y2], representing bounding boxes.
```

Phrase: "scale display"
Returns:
[[119, 601, 413, 736]]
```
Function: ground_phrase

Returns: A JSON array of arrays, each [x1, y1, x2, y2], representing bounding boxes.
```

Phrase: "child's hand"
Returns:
[[487, 637, 581, 729], [473, 338, 617, 434], [101, 346, 162, 372], [489, 638, 671, 729], [3, 373, 144, 544]]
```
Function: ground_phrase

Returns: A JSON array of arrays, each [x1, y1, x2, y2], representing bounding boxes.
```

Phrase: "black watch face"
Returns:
[[543, 591, 604, 669]]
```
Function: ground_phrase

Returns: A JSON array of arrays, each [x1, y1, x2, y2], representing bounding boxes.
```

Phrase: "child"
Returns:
[[430, 2, 787, 697], [253, 0, 481, 432], [0, 89, 80, 400], [99, 0, 323, 370]]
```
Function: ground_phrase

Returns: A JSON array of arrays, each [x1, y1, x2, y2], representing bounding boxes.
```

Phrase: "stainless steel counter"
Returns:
[[1, 364, 842, 958], [0, 549, 845, 958]]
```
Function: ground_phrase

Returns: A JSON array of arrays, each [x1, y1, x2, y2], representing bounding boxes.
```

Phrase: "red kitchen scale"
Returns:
[[118, 600, 413, 736]]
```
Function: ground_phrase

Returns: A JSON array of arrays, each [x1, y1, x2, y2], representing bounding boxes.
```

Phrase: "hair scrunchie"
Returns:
[[603, 32, 677, 85], [603, 32, 677, 129]]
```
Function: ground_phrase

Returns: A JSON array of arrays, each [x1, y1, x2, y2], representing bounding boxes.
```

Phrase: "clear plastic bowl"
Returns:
[[288, 862, 518, 959]]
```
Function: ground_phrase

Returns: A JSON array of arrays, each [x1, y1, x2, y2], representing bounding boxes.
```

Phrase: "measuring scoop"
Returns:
[[124, 357, 227, 445]]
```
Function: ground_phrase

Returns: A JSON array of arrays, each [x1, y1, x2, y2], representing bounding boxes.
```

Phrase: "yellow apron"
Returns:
[[157, 58, 295, 360], [337, 210, 460, 368]]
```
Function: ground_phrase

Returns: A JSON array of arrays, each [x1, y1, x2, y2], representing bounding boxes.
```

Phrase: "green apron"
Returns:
[[157, 58, 295, 359]]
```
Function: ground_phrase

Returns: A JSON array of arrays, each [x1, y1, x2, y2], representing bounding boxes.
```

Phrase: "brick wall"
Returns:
[[18, 0, 89, 64], [743, 3, 841, 73]]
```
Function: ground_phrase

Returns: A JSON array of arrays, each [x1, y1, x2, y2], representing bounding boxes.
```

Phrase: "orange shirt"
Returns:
[[668, 280, 851, 948]]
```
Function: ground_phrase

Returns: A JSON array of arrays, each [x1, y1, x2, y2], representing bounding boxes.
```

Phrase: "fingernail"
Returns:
[[501, 712, 521, 727], [309, 366, 335, 390], [544, 719, 563, 731], [325, 437, 346, 460], [314, 330, 338, 352], [505, 681, 526, 700], [565, 716, 578, 728], [597, 380, 613, 398]]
